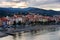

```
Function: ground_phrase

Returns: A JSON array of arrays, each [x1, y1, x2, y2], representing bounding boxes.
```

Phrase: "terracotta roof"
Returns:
[[1, 17, 9, 21]]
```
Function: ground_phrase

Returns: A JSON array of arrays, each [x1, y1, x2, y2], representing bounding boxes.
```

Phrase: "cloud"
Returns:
[[0, 0, 60, 10], [26, 0, 60, 10], [0, 1, 28, 8]]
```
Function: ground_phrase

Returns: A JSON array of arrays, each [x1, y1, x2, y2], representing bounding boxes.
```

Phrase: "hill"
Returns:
[[0, 7, 60, 17]]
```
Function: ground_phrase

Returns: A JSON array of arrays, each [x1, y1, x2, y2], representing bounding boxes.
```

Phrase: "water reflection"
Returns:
[[11, 34, 15, 40], [1, 30, 60, 40], [0, 25, 60, 40], [12, 30, 53, 40], [12, 30, 60, 40]]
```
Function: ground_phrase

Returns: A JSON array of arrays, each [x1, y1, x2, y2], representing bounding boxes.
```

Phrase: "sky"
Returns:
[[0, 0, 60, 11]]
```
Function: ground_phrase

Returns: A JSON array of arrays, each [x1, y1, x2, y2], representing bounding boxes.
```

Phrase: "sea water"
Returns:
[[0, 25, 60, 40]]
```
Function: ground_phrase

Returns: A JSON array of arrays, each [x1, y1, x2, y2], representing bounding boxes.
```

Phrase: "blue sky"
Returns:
[[0, 0, 60, 11]]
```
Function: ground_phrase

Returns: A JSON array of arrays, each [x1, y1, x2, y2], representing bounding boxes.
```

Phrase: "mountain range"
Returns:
[[0, 7, 60, 17]]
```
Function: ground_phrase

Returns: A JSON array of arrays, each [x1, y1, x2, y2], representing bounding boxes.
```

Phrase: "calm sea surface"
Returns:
[[0, 25, 60, 40]]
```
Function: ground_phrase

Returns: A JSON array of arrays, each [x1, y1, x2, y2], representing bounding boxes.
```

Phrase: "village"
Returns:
[[0, 13, 60, 38], [0, 13, 60, 26]]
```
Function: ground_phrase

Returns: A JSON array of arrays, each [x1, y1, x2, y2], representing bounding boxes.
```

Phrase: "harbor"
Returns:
[[0, 14, 60, 38]]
